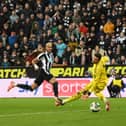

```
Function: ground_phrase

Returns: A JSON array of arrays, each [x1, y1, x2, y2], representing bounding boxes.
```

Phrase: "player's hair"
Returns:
[[94, 53, 102, 60], [46, 42, 53, 48]]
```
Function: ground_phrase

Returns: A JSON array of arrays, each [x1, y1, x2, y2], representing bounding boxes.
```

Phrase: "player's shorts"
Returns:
[[93, 82, 106, 93], [84, 81, 107, 94], [34, 69, 53, 86]]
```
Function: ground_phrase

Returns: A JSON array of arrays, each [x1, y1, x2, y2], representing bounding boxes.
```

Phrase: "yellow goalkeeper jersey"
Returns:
[[92, 56, 109, 84]]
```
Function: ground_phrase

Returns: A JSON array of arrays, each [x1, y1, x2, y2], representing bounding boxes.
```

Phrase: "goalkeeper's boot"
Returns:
[[105, 101, 110, 111], [7, 81, 15, 92]]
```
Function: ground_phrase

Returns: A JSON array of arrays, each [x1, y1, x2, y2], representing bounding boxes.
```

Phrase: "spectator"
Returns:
[[0, 0, 126, 67], [23, 17, 32, 38], [92, 45, 106, 60], [69, 51, 79, 65], [63, 46, 72, 65], [34, 0, 45, 13], [57, 24, 66, 42], [103, 19, 115, 34], [29, 34, 38, 50], [72, 9, 81, 25], [49, 0, 59, 5], [0, 30, 8, 48], [1, 57, 11, 68], [79, 22, 88, 36], [20, 36, 29, 53], [36, 12, 44, 28], [75, 40, 85, 57], [55, 37, 67, 63], [22, 3, 33, 18], [63, 10, 72, 28], [43, 14, 53, 30], [107, 73, 125, 98], [2, 22, 11, 36], [67, 34, 78, 51], [97, 35, 106, 49], [9, 10, 19, 25], [8, 31, 18, 48], [31, 21, 41, 37], [11, 18, 22, 34], [116, 32, 126, 44], [80, 50, 86, 65], [119, 55, 126, 64]]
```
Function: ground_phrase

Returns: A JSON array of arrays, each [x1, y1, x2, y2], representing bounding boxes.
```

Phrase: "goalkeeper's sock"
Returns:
[[17, 84, 33, 91], [95, 92, 107, 103], [95, 92, 103, 100], [63, 91, 82, 104], [96, 92, 110, 111]]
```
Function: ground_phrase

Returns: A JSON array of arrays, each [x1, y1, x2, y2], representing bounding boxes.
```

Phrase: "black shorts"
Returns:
[[111, 85, 121, 93], [34, 69, 53, 86]]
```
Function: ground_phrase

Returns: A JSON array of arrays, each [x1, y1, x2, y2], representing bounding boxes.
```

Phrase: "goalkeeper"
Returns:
[[56, 53, 110, 111]]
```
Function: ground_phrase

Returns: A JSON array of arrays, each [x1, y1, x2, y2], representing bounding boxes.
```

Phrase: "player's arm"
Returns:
[[102, 56, 110, 64], [32, 57, 40, 70], [32, 57, 39, 64], [31, 52, 44, 70]]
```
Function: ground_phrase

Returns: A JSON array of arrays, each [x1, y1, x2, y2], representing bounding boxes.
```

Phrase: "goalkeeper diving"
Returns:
[[56, 53, 110, 111]]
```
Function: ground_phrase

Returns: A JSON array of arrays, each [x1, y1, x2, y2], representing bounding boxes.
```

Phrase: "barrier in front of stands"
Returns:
[[0, 65, 126, 79], [0, 65, 126, 97], [0, 77, 126, 98]]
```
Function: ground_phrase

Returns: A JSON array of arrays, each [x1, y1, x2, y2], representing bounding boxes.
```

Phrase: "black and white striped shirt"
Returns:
[[37, 51, 54, 74]]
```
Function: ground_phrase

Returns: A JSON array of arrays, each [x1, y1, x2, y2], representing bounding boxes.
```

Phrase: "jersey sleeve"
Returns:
[[36, 53, 45, 60], [101, 56, 109, 64]]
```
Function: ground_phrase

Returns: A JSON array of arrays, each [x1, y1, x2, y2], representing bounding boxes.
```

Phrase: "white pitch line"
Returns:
[[0, 110, 88, 118]]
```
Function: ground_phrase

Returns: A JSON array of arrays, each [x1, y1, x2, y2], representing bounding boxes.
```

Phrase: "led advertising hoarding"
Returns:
[[0, 78, 126, 98]]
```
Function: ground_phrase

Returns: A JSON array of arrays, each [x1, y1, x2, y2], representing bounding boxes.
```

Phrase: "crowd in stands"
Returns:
[[0, 0, 126, 68]]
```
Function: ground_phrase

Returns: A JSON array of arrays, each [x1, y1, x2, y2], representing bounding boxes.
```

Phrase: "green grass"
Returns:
[[0, 98, 126, 126]]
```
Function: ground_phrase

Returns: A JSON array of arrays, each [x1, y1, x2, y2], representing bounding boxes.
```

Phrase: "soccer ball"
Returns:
[[90, 102, 101, 112]]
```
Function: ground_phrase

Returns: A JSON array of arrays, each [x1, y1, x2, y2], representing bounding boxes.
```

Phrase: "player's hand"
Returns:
[[81, 94, 89, 100], [33, 64, 39, 71]]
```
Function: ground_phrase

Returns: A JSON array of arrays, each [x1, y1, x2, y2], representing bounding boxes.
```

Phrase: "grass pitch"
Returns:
[[0, 98, 126, 126]]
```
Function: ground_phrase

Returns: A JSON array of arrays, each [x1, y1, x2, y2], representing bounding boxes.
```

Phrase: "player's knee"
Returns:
[[49, 77, 57, 84], [31, 83, 38, 91]]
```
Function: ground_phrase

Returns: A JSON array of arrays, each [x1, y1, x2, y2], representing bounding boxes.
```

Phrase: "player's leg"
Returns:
[[107, 85, 114, 97], [7, 80, 38, 91], [111, 85, 121, 98], [49, 77, 58, 97], [63, 91, 83, 104], [94, 83, 110, 111], [81, 81, 94, 99], [48, 76, 63, 104], [7, 69, 43, 92], [55, 90, 83, 106], [56, 81, 94, 106], [95, 92, 110, 111]]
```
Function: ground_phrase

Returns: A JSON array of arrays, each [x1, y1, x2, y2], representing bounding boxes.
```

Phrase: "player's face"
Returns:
[[46, 45, 53, 53], [93, 56, 99, 64]]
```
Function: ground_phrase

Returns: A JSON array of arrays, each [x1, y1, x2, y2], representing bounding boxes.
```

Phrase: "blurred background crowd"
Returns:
[[0, 0, 126, 68]]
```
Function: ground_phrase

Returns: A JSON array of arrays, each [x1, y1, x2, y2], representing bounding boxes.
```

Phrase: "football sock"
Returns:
[[63, 91, 82, 104], [17, 84, 33, 91], [95, 92, 106, 102], [53, 82, 58, 97]]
